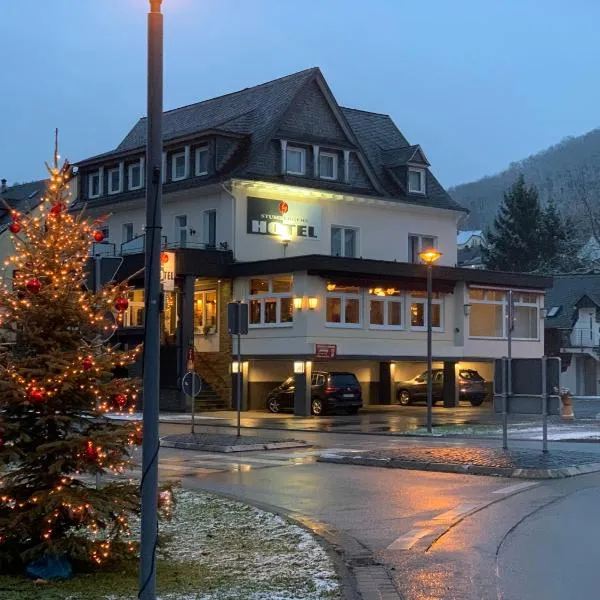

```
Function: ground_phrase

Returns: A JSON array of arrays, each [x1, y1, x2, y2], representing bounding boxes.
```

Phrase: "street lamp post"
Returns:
[[419, 249, 442, 434], [139, 1, 163, 599]]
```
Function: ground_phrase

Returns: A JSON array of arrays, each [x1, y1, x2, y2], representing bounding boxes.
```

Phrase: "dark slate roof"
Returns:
[[0, 179, 46, 228], [116, 68, 317, 154], [457, 244, 484, 268], [341, 107, 465, 212], [382, 145, 428, 167], [544, 274, 600, 329]]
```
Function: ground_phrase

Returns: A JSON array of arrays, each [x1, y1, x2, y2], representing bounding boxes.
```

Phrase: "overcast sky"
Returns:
[[2, 0, 600, 188]]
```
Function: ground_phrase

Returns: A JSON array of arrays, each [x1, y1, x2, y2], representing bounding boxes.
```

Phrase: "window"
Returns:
[[408, 168, 426, 193], [369, 288, 403, 329], [249, 276, 293, 327], [122, 223, 134, 243], [107, 166, 122, 194], [175, 215, 187, 246], [123, 289, 144, 327], [319, 152, 338, 180], [195, 147, 209, 176], [312, 373, 326, 386], [331, 226, 358, 258], [408, 234, 437, 264], [88, 172, 101, 198], [194, 287, 217, 334], [325, 284, 361, 327], [203, 210, 216, 248], [128, 160, 143, 190], [172, 152, 186, 181], [408, 290, 442, 330], [286, 147, 306, 175], [468, 288, 540, 339], [99, 226, 110, 242]]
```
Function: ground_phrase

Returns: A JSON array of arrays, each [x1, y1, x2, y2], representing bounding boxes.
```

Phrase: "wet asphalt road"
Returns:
[[152, 421, 600, 600]]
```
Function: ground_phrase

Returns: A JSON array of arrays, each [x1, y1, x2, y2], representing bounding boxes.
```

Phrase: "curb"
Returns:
[[188, 485, 400, 600], [159, 439, 309, 453], [317, 454, 600, 479]]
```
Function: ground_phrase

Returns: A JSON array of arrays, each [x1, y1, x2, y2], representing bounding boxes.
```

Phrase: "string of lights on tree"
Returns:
[[0, 146, 172, 572]]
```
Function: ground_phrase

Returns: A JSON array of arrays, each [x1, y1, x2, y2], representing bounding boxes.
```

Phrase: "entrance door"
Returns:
[[584, 357, 597, 396]]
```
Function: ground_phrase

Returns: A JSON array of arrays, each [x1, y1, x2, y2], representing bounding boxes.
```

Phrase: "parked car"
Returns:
[[396, 368, 487, 407], [266, 371, 362, 415]]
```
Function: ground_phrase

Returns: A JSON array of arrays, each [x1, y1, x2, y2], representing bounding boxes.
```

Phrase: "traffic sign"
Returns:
[[182, 371, 202, 397]]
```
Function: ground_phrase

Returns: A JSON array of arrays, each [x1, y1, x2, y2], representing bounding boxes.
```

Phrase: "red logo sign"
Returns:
[[315, 344, 337, 359], [278, 201, 289, 215]]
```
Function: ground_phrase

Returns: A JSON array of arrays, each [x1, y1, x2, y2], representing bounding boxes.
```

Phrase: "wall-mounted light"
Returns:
[[293, 361, 305, 374], [293, 297, 304, 311], [231, 361, 240, 374], [189, 227, 196, 236], [463, 303, 471, 316], [308, 297, 318, 310]]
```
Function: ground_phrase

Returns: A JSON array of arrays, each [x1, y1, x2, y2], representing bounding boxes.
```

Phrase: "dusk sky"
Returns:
[[2, 0, 600, 188]]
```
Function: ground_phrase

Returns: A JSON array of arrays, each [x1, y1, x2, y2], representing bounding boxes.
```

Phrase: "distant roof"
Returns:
[[0, 179, 47, 228], [545, 273, 600, 329], [457, 230, 483, 245], [77, 67, 467, 214]]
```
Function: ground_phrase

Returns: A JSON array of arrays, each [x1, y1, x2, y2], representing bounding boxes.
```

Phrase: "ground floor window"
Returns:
[[194, 287, 217, 335], [408, 290, 442, 330], [369, 288, 403, 329], [326, 284, 361, 327], [249, 275, 293, 327], [123, 289, 145, 327], [468, 288, 540, 339]]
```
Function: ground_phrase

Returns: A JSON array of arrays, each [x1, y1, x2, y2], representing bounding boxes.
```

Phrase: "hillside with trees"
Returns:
[[449, 127, 600, 238]]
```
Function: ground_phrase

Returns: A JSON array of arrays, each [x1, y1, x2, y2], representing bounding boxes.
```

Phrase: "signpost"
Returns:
[[315, 344, 336, 359], [228, 302, 249, 437], [182, 344, 202, 434]]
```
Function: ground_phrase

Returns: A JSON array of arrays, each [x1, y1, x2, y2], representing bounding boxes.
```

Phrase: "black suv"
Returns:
[[396, 368, 487, 406], [266, 371, 362, 415]]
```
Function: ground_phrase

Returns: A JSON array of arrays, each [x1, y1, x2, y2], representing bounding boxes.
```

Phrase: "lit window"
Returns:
[[408, 168, 426, 193], [408, 234, 437, 264], [128, 160, 143, 190], [172, 152, 186, 181], [194, 286, 217, 335], [286, 147, 306, 175], [326, 284, 361, 327], [88, 172, 101, 198], [319, 152, 337, 180], [331, 226, 358, 258], [123, 289, 144, 327], [248, 276, 293, 327], [107, 166, 122, 194], [195, 147, 209, 176], [408, 290, 443, 330], [369, 288, 403, 329]]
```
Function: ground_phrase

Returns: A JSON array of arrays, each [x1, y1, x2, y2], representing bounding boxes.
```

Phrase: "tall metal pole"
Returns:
[[426, 264, 433, 434], [503, 289, 513, 450], [140, 1, 163, 598], [237, 326, 242, 438]]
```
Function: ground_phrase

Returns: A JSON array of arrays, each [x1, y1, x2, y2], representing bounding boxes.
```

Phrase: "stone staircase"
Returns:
[[194, 380, 229, 412]]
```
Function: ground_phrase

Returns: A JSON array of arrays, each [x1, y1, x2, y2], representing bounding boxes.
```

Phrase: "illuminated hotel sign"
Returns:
[[247, 197, 321, 240]]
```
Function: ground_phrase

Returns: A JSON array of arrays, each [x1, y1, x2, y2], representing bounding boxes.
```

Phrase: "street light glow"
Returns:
[[419, 248, 443, 265]]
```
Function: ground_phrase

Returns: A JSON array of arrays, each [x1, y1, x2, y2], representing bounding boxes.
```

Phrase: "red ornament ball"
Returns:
[[50, 203, 64, 216], [113, 393, 127, 409], [82, 357, 94, 371], [26, 278, 41, 294], [114, 296, 129, 312], [85, 441, 98, 460], [9, 221, 21, 234], [28, 388, 44, 403], [93, 230, 104, 243]]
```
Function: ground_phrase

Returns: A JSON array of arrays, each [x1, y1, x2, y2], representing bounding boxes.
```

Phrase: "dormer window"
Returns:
[[195, 147, 209, 176], [408, 168, 426, 194], [108, 165, 123, 195], [319, 152, 338, 180], [172, 152, 186, 181], [88, 171, 101, 198], [285, 147, 305, 176]]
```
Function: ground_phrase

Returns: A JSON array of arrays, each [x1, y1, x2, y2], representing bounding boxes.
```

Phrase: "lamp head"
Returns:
[[419, 248, 443, 265], [149, 0, 163, 13]]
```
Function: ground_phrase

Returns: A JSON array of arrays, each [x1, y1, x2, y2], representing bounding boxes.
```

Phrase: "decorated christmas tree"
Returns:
[[0, 146, 147, 574]]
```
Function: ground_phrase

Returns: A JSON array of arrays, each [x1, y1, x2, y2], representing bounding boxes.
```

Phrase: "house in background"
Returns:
[[457, 230, 486, 269], [545, 274, 600, 396]]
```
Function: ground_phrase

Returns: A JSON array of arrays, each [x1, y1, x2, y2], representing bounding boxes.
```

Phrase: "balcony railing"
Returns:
[[561, 327, 600, 349], [90, 235, 229, 257]]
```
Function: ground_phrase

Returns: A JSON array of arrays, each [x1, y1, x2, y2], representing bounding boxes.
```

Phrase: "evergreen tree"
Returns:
[[483, 175, 543, 272], [0, 154, 146, 572], [539, 199, 581, 272]]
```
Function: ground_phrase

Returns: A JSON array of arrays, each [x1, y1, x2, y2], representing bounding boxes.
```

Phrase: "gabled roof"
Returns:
[[545, 274, 600, 329], [382, 144, 430, 167], [457, 230, 483, 245], [0, 179, 46, 228]]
